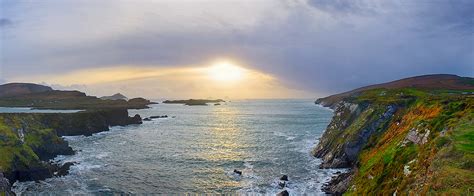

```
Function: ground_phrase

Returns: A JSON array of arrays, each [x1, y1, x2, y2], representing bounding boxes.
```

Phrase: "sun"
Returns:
[[207, 61, 245, 82]]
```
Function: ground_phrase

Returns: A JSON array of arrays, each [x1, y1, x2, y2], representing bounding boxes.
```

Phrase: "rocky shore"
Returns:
[[313, 75, 474, 194]]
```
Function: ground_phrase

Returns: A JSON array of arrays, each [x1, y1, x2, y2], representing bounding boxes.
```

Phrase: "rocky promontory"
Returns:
[[313, 74, 474, 194]]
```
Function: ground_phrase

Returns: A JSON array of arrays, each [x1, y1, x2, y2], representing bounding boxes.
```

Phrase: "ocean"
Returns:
[[13, 99, 344, 195]]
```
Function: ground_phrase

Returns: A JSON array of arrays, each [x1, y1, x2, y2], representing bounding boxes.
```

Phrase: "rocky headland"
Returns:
[[0, 83, 152, 194], [313, 74, 474, 194]]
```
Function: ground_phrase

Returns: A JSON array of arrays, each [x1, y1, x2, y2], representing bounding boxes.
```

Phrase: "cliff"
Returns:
[[0, 110, 142, 186], [313, 75, 474, 195]]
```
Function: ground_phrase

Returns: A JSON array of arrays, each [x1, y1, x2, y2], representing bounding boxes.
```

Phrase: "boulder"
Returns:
[[278, 181, 286, 188], [55, 162, 75, 177], [276, 190, 289, 196], [233, 169, 242, 175], [280, 175, 288, 181], [149, 115, 168, 119]]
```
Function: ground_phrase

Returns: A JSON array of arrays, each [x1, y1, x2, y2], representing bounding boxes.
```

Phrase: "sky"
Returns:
[[0, 0, 473, 99]]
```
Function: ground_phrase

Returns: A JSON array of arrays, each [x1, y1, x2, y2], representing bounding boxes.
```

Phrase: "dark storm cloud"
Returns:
[[1, 0, 473, 96]]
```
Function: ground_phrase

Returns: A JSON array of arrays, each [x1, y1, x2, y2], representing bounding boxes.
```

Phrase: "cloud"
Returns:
[[0, 18, 13, 27], [0, 0, 473, 97], [307, 0, 379, 14], [12, 63, 312, 99]]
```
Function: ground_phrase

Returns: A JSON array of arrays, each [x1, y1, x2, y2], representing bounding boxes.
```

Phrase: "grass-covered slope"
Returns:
[[0, 114, 73, 182], [314, 76, 474, 195]]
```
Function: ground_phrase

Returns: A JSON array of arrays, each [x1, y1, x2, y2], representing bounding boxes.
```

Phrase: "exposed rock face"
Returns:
[[0, 172, 15, 196], [30, 137, 74, 161], [38, 109, 143, 136], [404, 128, 430, 145], [322, 172, 353, 195]]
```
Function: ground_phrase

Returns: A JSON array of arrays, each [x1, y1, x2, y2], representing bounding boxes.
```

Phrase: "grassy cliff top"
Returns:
[[316, 74, 474, 108]]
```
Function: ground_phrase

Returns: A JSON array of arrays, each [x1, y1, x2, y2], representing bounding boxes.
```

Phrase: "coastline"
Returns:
[[0, 109, 143, 194], [9, 99, 343, 194], [312, 86, 474, 194], [313, 102, 352, 195]]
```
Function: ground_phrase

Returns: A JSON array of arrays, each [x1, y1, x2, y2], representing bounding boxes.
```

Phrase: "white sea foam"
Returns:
[[14, 99, 335, 195]]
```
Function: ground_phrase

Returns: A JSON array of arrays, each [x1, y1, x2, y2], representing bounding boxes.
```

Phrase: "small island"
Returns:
[[163, 99, 225, 106]]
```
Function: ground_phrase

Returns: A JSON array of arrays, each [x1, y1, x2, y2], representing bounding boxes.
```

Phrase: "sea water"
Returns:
[[0, 107, 82, 113], [13, 99, 344, 195]]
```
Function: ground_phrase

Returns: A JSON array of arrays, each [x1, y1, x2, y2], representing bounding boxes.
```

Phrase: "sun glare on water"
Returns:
[[207, 61, 245, 82]]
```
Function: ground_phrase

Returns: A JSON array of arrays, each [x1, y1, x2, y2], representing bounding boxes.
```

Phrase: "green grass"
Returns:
[[0, 114, 65, 173], [453, 116, 474, 153], [338, 87, 474, 194]]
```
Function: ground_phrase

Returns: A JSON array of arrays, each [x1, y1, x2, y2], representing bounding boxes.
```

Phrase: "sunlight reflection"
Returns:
[[194, 105, 249, 162]]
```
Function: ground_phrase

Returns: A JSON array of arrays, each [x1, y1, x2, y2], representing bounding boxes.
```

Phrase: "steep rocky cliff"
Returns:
[[0, 109, 142, 194], [313, 75, 474, 195]]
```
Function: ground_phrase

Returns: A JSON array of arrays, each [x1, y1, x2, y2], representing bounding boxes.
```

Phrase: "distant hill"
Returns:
[[0, 83, 155, 110], [0, 83, 53, 98], [100, 93, 128, 101], [317, 74, 474, 108]]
